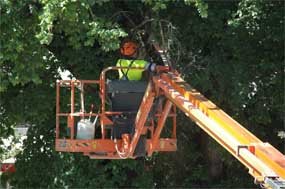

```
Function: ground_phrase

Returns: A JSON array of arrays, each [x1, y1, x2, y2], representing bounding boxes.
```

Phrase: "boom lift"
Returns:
[[55, 51, 285, 188]]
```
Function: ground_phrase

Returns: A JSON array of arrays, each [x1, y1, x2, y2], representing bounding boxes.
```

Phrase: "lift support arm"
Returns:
[[152, 71, 285, 188]]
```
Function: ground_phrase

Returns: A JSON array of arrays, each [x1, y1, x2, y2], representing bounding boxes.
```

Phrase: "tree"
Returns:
[[154, 0, 284, 187], [0, 0, 283, 188]]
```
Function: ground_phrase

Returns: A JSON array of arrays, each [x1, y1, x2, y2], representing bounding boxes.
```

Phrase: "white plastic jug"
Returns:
[[76, 119, 95, 139]]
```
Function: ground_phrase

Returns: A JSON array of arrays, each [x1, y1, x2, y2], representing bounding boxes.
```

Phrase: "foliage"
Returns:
[[0, 0, 284, 188], [171, 1, 283, 186], [0, 135, 23, 162]]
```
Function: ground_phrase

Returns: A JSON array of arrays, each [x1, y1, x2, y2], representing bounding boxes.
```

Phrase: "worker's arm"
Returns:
[[145, 62, 170, 73], [145, 62, 156, 72]]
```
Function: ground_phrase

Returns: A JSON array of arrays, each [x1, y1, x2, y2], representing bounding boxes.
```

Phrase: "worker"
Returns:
[[116, 39, 156, 81]]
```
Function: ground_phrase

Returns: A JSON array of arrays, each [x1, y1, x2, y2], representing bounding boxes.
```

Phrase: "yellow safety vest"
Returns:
[[116, 59, 147, 81]]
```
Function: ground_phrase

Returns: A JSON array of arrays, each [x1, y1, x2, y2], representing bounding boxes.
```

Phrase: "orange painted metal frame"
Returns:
[[128, 82, 155, 156], [55, 66, 177, 159], [152, 71, 285, 184], [56, 67, 284, 186], [148, 100, 173, 156]]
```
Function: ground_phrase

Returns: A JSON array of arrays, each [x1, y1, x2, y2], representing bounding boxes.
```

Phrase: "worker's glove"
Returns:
[[155, 65, 170, 72]]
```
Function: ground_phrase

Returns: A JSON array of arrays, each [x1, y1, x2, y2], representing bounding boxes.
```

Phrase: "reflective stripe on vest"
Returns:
[[116, 59, 147, 80]]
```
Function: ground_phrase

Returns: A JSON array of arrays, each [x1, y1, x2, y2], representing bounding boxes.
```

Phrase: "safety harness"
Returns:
[[118, 59, 136, 81]]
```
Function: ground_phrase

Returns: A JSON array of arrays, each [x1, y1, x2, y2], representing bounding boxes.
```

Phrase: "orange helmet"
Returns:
[[120, 40, 138, 56]]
